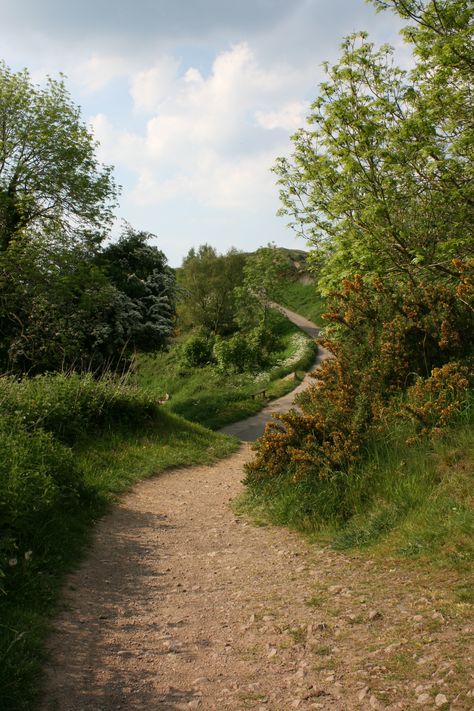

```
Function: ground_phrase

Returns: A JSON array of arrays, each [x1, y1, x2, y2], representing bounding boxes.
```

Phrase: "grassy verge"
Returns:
[[0, 376, 237, 711], [236, 404, 473, 579], [136, 310, 316, 430], [278, 280, 326, 326]]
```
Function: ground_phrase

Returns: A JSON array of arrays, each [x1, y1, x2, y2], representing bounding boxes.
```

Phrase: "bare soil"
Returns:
[[41, 444, 472, 710]]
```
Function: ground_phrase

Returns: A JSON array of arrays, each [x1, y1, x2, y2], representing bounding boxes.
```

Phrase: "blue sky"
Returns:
[[0, 0, 408, 266]]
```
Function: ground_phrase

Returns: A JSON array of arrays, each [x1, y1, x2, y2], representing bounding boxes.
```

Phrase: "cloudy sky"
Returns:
[[1, 0, 408, 265]]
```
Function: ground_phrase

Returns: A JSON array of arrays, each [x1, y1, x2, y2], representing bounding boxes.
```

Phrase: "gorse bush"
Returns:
[[251, 0, 474, 527], [245, 261, 473, 527]]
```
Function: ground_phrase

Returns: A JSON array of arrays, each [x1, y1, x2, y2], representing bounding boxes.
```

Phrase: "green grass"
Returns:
[[237, 405, 474, 575], [278, 280, 327, 326], [136, 310, 316, 430], [0, 399, 237, 711]]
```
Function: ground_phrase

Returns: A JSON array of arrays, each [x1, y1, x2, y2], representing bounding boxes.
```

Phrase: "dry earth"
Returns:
[[40, 309, 473, 711], [40, 446, 473, 711]]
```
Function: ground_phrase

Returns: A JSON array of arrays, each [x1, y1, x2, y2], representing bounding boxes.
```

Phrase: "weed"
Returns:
[[305, 596, 324, 608], [314, 645, 332, 656]]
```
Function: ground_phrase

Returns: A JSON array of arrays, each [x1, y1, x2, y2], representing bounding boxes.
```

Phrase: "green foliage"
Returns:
[[234, 245, 293, 329], [0, 372, 158, 444], [178, 245, 245, 334], [0, 62, 117, 251], [275, 11, 473, 291], [0, 226, 177, 374], [96, 225, 176, 354], [0, 238, 114, 373], [0, 65, 175, 375], [136, 309, 315, 429], [246, 0, 474, 564], [0, 416, 82, 572], [181, 330, 216, 367]]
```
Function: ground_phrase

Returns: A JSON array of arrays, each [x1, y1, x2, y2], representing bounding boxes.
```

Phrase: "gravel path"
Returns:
[[40, 312, 473, 711]]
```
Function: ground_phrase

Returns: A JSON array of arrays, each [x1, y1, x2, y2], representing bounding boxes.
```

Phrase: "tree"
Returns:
[[246, 1, 473, 500], [234, 245, 292, 329], [0, 236, 117, 373], [97, 225, 176, 354], [0, 226, 176, 374], [0, 62, 118, 251], [178, 245, 246, 334], [274, 1, 473, 292]]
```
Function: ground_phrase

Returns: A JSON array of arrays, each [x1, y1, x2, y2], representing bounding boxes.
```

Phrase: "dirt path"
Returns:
[[40, 312, 473, 711], [41, 446, 472, 711]]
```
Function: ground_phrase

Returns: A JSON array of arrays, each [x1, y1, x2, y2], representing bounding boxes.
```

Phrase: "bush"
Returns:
[[213, 333, 250, 373], [181, 331, 215, 367], [0, 415, 83, 581], [213, 326, 280, 373], [245, 263, 474, 527]]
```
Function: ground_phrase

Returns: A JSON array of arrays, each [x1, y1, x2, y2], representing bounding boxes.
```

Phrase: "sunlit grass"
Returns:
[[136, 310, 316, 429]]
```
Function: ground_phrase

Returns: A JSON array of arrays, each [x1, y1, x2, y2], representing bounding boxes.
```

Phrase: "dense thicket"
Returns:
[[178, 245, 246, 334], [247, 1, 473, 509], [177, 244, 302, 372]]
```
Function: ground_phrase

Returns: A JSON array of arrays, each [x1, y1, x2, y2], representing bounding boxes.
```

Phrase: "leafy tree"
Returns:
[[178, 245, 245, 334], [274, 1, 473, 291], [234, 245, 292, 329], [0, 226, 176, 373], [97, 225, 176, 354], [0, 62, 118, 251], [0, 237, 117, 373], [246, 1, 474, 510]]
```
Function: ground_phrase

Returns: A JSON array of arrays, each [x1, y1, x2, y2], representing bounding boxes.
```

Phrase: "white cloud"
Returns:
[[90, 42, 304, 211], [130, 56, 180, 112], [78, 54, 131, 92], [256, 101, 308, 131]]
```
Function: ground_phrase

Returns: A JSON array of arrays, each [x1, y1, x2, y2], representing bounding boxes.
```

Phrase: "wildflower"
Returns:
[[24, 550, 33, 562], [8, 558, 17, 567]]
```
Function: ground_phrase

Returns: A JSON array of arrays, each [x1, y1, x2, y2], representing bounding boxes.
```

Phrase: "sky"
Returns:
[[0, 0, 409, 266]]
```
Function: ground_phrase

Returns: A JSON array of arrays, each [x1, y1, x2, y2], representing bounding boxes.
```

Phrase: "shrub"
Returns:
[[213, 332, 251, 373], [0, 415, 83, 582], [213, 326, 280, 373], [181, 331, 215, 367], [245, 261, 474, 524]]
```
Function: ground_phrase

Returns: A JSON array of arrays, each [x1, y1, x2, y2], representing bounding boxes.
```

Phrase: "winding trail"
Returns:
[[40, 311, 472, 711], [220, 306, 331, 441]]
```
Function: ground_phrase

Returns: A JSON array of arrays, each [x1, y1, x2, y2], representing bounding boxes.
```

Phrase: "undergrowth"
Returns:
[[237, 396, 473, 574]]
